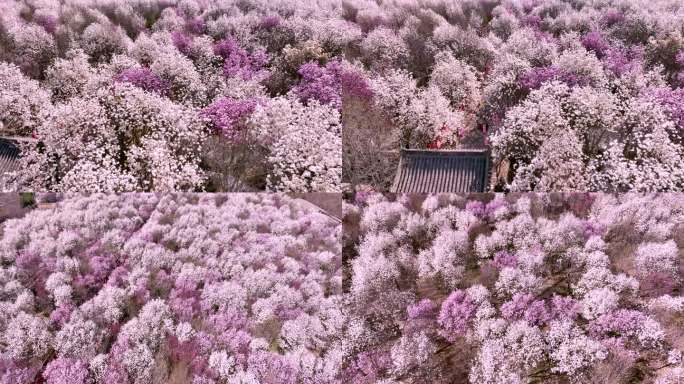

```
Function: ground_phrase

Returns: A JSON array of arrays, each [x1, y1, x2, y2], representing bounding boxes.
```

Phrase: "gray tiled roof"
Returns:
[[0, 138, 20, 175], [391, 149, 490, 193]]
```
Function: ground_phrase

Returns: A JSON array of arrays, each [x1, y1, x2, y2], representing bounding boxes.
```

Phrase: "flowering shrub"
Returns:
[[343, 193, 684, 383], [0, 193, 343, 383], [44, 50, 95, 102], [213, 36, 269, 82], [0, 63, 50, 136], [0, 0, 344, 192], [369, 70, 465, 149], [293, 61, 344, 110], [201, 97, 259, 141], [249, 97, 342, 192]]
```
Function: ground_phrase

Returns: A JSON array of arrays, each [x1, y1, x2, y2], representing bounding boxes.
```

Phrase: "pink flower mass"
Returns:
[[0, 194, 343, 383]]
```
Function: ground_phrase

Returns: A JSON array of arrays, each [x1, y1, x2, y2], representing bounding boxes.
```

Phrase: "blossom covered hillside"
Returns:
[[340, 0, 684, 191], [0, 0, 350, 192], [0, 193, 344, 383], [342, 193, 684, 383]]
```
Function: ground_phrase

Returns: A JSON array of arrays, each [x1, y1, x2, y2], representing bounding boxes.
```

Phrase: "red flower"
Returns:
[[427, 138, 443, 149]]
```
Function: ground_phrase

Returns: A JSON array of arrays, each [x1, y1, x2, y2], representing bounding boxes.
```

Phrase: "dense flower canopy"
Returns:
[[0, 193, 344, 383], [342, 193, 684, 383], [3, 0, 684, 191], [338, 0, 684, 191], [0, 0, 346, 192]]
